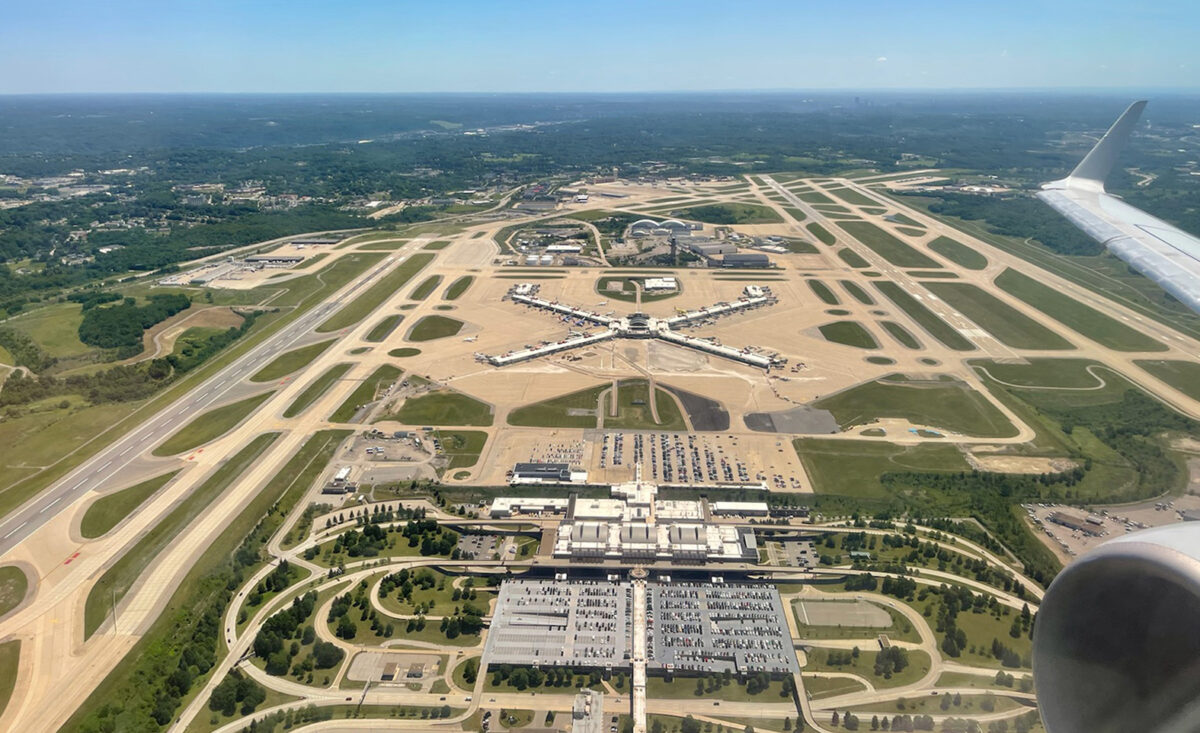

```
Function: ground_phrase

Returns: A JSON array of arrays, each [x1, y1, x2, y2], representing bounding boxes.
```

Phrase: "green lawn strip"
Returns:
[[995, 268, 1167, 352], [929, 236, 987, 270], [802, 675, 868, 700], [840, 280, 875, 305], [896, 226, 926, 236], [80, 471, 180, 539], [643, 674, 790, 702], [808, 280, 840, 305], [284, 363, 353, 418], [507, 384, 606, 428], [887, 213, 924, 228], [819, 321, 879, 349], [316, 253, 435, 332], [153, 392, 274, 456], [908, 270, 958, 278], [814, 203, 852, 214], [250, 339, 336, 382], [934, 671, 1024, 690], [292, 253, 329, 269], [0, 567, 28, 617], [85, 433, 279, 638], [0, 640, 17, 720], [603, 380, 687, 431], [443, 276, 475, 300], [358, 240, 409, 251], [816, 376, 1016, 438], [673, 203, 783, 224], [808, 222, 836, 244], [388, 348, 421, 357], [798, 191, 835, 204], [795, 439, 970, 498], [874, 282, 975, 351], [784, 206, 808, 222], [0, 254, 382, 521], [880, 321, 922, 349], [923, 282, 1074, 350], [364, 315, 403, 343], [383, 390, 494, 427], [803, 648, 932, 689], [408, 275, 442, 301], [826, 187, 880, 207], [1135, 359, 1200, 401], [837, 248, 870, 268], [837, 221, 940, 268], [330, 365, 404, 423], [422, 240, 451, 250], [844, 692, 1023, 717], [407, 315, 464, 342]]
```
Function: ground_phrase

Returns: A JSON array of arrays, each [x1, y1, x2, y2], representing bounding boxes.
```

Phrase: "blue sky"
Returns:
[[1, 0, 1196, 93]]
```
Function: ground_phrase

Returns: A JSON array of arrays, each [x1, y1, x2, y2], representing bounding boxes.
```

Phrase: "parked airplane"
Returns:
[[1038, 100, 1200, 314]]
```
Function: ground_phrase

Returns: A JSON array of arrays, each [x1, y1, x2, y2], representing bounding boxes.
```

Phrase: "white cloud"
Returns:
[[876, 56, 888, 63]]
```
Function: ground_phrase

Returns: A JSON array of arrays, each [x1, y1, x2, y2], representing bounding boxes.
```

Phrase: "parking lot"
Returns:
[[1025, 494, 1200, 559]]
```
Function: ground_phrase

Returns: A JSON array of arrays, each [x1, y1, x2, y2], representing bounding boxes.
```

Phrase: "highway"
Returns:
[[0, 252, 398, 556]]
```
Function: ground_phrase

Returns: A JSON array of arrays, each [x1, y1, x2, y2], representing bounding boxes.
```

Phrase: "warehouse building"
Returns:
[[509, 462, 588, 485], [717, 253, 772, 268]]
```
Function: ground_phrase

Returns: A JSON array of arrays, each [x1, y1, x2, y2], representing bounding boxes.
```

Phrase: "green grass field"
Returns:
[[364, 315, 403, 342], [385, 390, 494, 426], [815, 376, 1016, 438], [152, 391, 274, 456], [808, 280, 840, 305], [674, 203, 782, 224], [407, 315, 464, 342], [819, 321, 879, 349], [929, 236, 987, 270], [435, 430, 489, 470], [422, 240, 451, 250], [923, 282, 1074, 350], [1135, 359, 1200, 401], [887, 213, 923, 228], [643, 675, 789, 703], [85, 433, 278, 638], [330, 365, 403, 422], [0, 640, 18, 720], [604, 380, 686, 430], [995, 268, 1167, 352], [80, 471, 179, 539], [316, 253, 435, 332], [803, 674, 868, 700], [408, 275, 442, 300], [270, 252, 386, 308], [8, 301, 91, 360], [880, 321, 922, 349], [0, 567, 28, 617], [388, 347, 421, 357], [507, 383, 606, 428], [874, 281, 975, 351], [443, 276, 474, 300], [839, 280, 875, 305], [798, 191, 835, 204], [826, 187, 879, 207], [284, 363, 353, 418], [837, 248, 870, 268], [970, 358, 1105, 389], [808, 222, 836, 245], [249, 339, 335, 382], [803, 647, 932, 689], [838, 221, 940, 268], [784, 206, 808, 222]]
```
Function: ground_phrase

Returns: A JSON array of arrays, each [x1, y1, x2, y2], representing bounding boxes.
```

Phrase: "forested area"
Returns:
[[78, 293, 191, 355], [903, 191, 1101, 256]]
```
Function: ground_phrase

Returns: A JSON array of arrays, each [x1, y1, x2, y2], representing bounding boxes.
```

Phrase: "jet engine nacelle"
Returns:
[[1034, 523, 1200, 733]]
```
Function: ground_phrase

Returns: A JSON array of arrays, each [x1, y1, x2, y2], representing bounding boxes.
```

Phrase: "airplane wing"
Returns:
[[1037, 100, 1200, 314]]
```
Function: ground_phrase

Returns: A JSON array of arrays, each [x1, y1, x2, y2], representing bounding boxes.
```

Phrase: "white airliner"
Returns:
[[1038, 100, 1200, 314]]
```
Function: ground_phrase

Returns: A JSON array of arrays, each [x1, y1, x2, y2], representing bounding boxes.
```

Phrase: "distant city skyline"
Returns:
[[1, 0, 1197, 94]]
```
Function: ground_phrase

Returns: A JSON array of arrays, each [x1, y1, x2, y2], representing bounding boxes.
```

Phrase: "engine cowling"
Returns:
[[1034, 523, 1200, 733]]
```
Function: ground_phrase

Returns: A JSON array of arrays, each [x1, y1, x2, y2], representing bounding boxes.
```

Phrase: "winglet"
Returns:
[[1063, 100, 1147, 191]]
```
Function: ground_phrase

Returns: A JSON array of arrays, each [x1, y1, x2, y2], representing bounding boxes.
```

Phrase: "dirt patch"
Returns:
[[967, 452, 1077, 474]]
